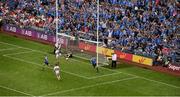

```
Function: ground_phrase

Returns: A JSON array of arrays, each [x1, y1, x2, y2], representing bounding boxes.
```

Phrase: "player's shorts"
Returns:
[[55, 70, 60, 76], [56, 54, 59, 59], [56, 53, 61, 59], [92, 63, 96, 68], [45, 61, 49, 65]]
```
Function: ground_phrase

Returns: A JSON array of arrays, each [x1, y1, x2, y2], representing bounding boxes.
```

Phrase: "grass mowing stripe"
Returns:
[[0, 85, 33, 96], [1, 41, 180, 89], [44, 76, 138, 96], [4, 55, 89, 79]]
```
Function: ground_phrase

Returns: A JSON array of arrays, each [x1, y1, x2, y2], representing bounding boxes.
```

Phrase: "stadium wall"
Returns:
[[2, 25, 69, 47], [2, 24, 180, 76]]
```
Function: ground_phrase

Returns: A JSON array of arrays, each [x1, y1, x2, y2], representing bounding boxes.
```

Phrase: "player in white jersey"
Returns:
[[55, 49, 61, 59], [54, 41, 61, 54], [54, 42, 58, 54], [57, 43, 61, 50], [55, 42, 59, 48], [54, 63, 60, 80]]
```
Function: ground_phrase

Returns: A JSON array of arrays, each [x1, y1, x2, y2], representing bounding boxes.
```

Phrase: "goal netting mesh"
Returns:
[[56, 33, 110, 67]]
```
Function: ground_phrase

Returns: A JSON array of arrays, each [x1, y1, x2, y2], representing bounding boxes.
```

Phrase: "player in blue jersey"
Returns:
[[90, 57, 99, 72], [42, 55, 49, 70]]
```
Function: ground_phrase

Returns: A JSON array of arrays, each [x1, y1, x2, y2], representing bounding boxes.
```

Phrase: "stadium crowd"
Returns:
[[98, 0, 180, 66], [0, 0, 179, 66], [0, 0, 97, 39]]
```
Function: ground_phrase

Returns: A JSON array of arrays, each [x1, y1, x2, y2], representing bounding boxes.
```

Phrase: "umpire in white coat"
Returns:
[[111, 53, 117, 68]]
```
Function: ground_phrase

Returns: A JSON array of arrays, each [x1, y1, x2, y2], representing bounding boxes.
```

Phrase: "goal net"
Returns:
[[56, 33, 109, 67]]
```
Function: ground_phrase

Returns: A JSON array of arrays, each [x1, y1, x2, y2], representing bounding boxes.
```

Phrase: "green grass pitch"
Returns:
[[0, 33, 180, 96]]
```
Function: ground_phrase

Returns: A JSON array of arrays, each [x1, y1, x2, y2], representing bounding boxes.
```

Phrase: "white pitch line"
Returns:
[[0, 48, 19, 52], [0, 41, 35, 51], [3, 51, 34, 56], [73, 54, 110, 67], [88, 72, 122, 79], [139, 77, 180, 89], [4, 55, 89, 79], [0, 85, 33, 96], [71, 56, 119, 73], [44, 76, 138, 96], [1, 41, 180, 89], [69, 58, 123, 79], [0, 42, 8, 45], [70, 57, 118, 73]]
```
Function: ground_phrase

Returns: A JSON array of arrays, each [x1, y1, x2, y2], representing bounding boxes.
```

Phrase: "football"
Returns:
[[66, 58, 68, 60]]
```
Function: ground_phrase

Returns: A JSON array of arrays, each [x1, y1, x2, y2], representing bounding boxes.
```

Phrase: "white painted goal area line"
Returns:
[[44, 76, 138, 96], [3, 50, 34, 56], [0, 48, 20, 51], [1, 41, 180, 89], [69, 58, 122, 79], [0, 43, 23, 51], [0, 85, 34, 96]]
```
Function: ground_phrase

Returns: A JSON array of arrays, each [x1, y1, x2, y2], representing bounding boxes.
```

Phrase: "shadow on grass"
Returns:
[[103, 62, 134, 69]]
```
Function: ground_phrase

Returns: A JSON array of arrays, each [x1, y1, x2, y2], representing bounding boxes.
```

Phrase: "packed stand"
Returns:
[[0, 0, 97, 38], [57, 0, 97, 41], [99, 0, 180, 66], [0, 0, 56, 34]]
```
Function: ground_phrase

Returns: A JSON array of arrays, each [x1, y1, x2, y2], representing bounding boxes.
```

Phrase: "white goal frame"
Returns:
[[55, 0, 100, 66]]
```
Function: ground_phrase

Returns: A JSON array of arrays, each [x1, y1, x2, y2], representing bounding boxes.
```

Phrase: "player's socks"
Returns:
[[95, 66, 99, 73], [57, 76, 60, 80]]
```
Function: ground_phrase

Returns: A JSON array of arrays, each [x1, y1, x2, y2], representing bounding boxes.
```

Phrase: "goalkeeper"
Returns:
[[90, 57, 99, 72], [66, 51, 73, 58]]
